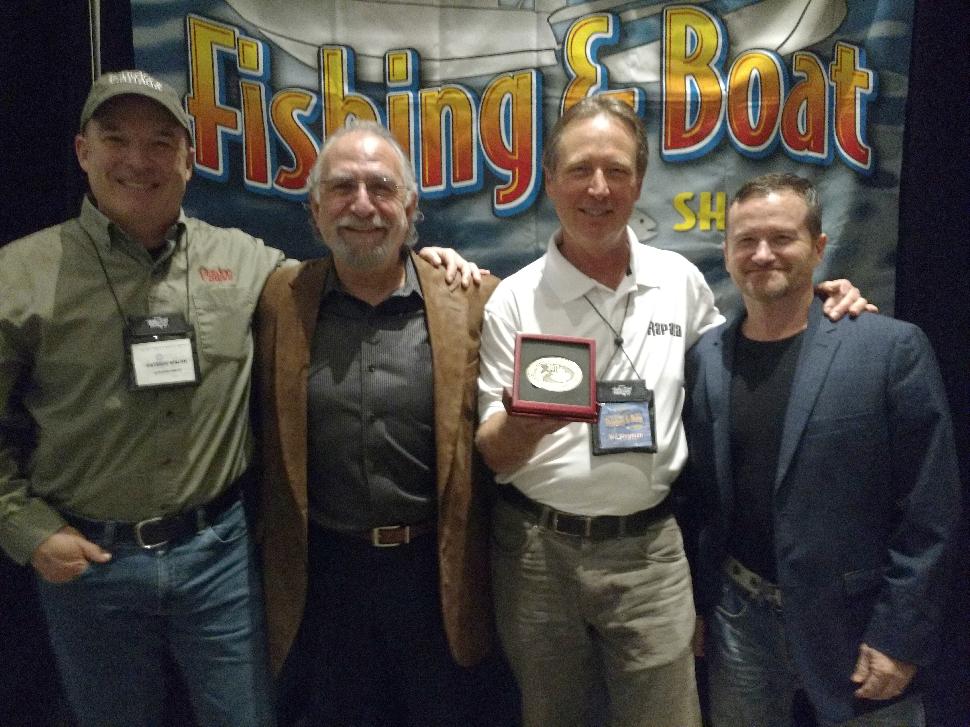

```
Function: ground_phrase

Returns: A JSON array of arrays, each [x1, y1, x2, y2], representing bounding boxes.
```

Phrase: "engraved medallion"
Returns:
[[504, 333, 598, 422], [525, 356, 583, 392]]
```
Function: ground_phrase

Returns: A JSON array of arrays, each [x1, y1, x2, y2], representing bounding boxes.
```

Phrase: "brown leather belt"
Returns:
[[341, 521, 436, 547], [498, 485, 672, 540]]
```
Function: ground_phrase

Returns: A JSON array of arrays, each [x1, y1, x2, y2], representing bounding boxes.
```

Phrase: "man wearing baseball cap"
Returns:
[[0, 70, 282, 726], [0, 69, 482, 726]]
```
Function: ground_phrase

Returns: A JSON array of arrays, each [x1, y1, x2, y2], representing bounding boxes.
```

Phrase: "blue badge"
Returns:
[[591, 380, 657, 454]]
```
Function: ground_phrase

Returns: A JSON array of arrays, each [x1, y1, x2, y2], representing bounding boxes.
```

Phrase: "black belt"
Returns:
[[58, 476, 246, 549], [498, 486, 672, 540]]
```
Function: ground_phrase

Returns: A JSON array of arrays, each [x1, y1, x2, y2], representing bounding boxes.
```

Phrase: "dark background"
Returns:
[[2, 1, 967, 724]]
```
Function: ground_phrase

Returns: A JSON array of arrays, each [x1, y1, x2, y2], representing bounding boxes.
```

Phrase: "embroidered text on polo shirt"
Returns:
[[646, 321, 683, 337], [199, 267, 234, 282]]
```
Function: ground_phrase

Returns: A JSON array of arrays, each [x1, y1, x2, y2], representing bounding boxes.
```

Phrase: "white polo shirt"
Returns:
[[478, 228, 723, 515]]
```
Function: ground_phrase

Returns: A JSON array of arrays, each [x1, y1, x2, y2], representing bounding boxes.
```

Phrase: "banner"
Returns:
[[132, 0, 913, 312]]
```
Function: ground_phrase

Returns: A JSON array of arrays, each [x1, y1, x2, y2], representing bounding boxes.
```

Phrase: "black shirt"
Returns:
[[728, 328, 804, 581], [306, 257, 436, 531]]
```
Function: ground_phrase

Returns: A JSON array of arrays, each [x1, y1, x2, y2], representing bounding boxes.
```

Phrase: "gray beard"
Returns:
[[328, 237, 397, 270]]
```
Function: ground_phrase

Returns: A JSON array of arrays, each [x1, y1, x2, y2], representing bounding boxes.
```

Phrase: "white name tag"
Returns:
[[130, 337, 199, 388], [124, 312, 201, 390]]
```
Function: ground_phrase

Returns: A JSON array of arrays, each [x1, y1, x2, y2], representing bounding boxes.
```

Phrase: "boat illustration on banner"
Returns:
[[221, 0, 561, 82], [547, 0, 847, 83], [223, 0, 847, 83]]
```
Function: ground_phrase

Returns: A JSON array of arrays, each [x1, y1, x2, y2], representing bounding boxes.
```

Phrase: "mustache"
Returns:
[[335, 213, 387, 230], [744, 264, 787, 271]]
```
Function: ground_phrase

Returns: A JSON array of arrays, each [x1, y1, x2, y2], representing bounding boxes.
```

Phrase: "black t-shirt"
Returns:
[[727, 328, 804, 582]]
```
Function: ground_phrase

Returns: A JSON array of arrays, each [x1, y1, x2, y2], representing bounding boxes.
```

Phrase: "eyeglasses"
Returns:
[[319, 176, 402, 202]]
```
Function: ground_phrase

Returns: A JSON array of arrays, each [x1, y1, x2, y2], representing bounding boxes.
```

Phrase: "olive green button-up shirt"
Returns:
[[0, 198, 284, 564]]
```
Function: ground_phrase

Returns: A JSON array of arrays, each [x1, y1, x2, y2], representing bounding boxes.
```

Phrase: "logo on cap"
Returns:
[[104, 70, 163, 92]]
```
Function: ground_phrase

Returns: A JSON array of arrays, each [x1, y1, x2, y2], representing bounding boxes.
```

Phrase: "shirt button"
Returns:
[[367, 364, 376, 373]]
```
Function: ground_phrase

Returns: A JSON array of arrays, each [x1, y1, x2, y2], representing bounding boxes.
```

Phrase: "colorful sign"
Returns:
[[133, 0, 913, 311]]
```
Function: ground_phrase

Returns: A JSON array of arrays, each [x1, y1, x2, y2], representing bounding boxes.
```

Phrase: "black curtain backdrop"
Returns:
[[1, 1, 967, 725]]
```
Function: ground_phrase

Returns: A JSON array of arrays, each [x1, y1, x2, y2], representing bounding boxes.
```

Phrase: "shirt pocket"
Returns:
[[192, 286, 255, 362]]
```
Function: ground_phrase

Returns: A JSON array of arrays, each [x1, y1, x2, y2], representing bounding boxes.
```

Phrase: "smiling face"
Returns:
[[75, 95, 193, 248], [544, 113, 643, 261], [310, 130, 416, 271], [724, 190, 827, 304]]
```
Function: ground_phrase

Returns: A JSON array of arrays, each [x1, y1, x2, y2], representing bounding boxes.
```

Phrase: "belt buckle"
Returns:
[[371, 525, 406, 547], [551, 512, 592, 538], [752, 583, 781, 607], [762, 586, 782, 608], [729, 558, 782, 608], [134, 517, 169, 549]]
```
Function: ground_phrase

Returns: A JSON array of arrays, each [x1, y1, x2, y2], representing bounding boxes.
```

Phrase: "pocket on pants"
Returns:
[[41, 560, 102, 590], [715, 579, 750, 620], [636, 517, 686, 563], [490, 500, 537, 558], [202, 500, 248, 546]]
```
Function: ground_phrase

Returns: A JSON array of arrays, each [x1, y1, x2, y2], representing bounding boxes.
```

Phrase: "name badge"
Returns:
[[591, 379, 657, 455], [124, 314, 201, 390]]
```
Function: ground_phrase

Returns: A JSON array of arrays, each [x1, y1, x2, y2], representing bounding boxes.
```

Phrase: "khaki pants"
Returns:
[[491, 498, 702, 727]]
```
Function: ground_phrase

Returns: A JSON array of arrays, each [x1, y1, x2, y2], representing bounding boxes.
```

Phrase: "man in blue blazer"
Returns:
[[682, 173, 960, 726]]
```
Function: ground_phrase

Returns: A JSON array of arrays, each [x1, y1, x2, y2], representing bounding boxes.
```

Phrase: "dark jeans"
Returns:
[[708, 575, 924, 727]]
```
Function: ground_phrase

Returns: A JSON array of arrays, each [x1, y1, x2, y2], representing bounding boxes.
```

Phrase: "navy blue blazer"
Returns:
[[682, 297, 960, 722]]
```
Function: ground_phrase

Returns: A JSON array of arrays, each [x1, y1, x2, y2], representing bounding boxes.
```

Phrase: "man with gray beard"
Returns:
[[254, 122, 500, 725]]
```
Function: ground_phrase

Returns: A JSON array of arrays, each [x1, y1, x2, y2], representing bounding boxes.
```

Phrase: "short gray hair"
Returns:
[[306, 121, 421, 247], [307, 121, 418, 205]]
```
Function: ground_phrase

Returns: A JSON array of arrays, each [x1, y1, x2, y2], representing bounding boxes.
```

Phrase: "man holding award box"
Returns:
[[475, 95, 871, 727]]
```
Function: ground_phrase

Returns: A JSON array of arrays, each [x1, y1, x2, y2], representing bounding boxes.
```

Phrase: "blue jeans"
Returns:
[[36, 499, 274, 727], [708, 575, 925, 727]]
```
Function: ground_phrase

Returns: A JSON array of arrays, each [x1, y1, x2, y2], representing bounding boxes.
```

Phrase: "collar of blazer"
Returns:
[[708, 296, 841, 490]]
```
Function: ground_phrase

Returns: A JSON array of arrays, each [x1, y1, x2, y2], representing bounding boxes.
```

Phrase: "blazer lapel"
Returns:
[[774, 297, 840, 489], [413, 253, 467, 495], [709, 312, 742, 516], [275, 258, 331, 494]]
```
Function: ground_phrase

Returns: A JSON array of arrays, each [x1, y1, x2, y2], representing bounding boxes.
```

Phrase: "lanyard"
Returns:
[[582, 290, 642, 379], [89, 229, 191, 324], [89, 228, 202, 390]]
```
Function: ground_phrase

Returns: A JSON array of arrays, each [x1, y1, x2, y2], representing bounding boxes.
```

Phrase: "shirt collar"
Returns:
[[400, 252, 424, 300], [542, 226, 661, 303], [79, 195, 186, 262], [322, 249, 424, 304]]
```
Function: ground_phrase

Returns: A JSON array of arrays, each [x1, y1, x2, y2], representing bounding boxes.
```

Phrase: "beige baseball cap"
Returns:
[[80, 70, 192, 134]]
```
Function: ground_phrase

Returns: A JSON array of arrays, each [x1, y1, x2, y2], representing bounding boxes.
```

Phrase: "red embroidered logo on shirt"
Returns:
[[199, 267, 234, 283]]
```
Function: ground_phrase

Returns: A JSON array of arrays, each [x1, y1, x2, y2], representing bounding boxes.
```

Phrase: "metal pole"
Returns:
[[89, 0, 102, 80]]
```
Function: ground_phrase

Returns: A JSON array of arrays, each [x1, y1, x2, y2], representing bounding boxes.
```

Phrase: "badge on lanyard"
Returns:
[[591, 379, 657, 455], [124, 313, 201, 390]]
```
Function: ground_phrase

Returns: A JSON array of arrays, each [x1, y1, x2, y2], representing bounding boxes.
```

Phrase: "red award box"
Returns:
[[502, 333, 598, 422]]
